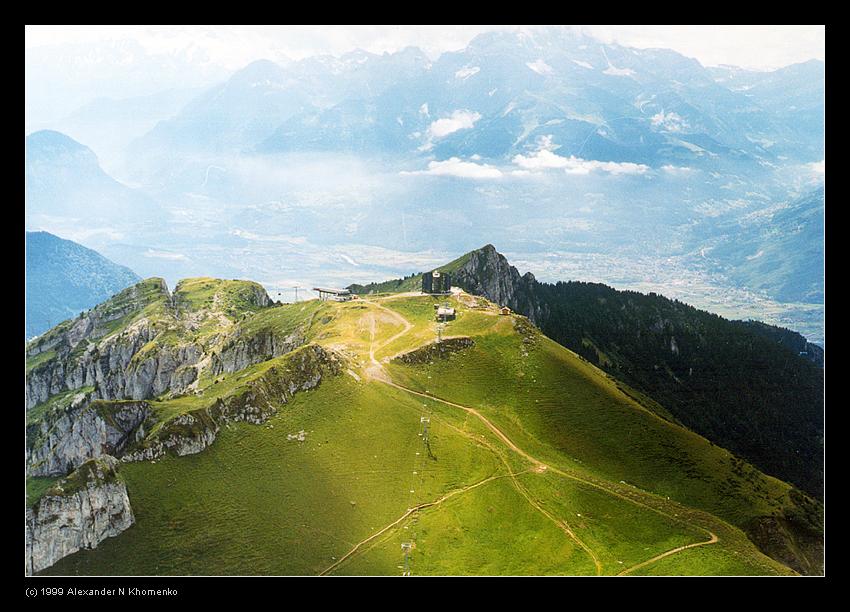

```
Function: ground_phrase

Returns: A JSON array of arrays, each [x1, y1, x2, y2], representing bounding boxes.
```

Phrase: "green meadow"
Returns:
[[37, 291, 805, 575]]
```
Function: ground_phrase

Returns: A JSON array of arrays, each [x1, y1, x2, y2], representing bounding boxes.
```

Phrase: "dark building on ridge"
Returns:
[[422, 271, 451, 294]]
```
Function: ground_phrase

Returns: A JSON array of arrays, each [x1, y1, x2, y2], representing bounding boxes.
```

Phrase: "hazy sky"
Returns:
[[26, 25, 824, 71]]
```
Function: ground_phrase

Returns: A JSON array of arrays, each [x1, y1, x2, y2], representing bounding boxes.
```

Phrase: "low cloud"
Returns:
[[455, 66, 480, 79], [401, 157, 503, 179], [651, 111, 689, 133], [426, 109, 481, 139], [661, 164, 694, 175], [144, 249, 188, 261], [231, 229, 307, 244], [512, 144, 649, 176], [808, 159, 825, 174], [603, 65, 636, 77]]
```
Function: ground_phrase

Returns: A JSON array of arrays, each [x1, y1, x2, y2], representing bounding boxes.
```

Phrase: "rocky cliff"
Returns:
[[446, 245, 550, 325], [25, 456, 134, 575], [394, 337, 475, 365], [210, 325, 306, 376], [26, 327, 202, 409], [124, 344, 342, 461], [24, 276, 344, 573], [27, 396, 152, 477], [26, 277, 277, 409]]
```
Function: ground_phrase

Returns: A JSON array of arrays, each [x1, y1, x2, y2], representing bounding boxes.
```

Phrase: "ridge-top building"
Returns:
[[422, 271, 451, 294]]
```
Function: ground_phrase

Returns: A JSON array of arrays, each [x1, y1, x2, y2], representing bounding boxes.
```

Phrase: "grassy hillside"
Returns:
[[342, 245, 824, 501], [35, 289, 819, 575]]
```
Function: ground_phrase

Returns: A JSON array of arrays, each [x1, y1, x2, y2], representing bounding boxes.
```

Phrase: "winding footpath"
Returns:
[[320, 473, 516, 576], [343, 296, 719, 576]]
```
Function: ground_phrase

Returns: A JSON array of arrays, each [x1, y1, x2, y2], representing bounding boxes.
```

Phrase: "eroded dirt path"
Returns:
[[617, 532, 719, 576], [362, 300, 413, 382], [358, 297, 718, 576], [320, 472, 513, 575]]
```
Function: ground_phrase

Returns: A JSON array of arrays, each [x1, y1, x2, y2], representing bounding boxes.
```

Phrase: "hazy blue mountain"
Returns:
[[25, 130, 161, 227], [133, 60, 312, 156], [705, 187, 824, 303], [249, 29, 820, 167], [37, 88, 202, 176], [25, 231, 140, 339], [25, 38, 228, 130], [40, 30, 822, 343], [710, 60, 824, 160]]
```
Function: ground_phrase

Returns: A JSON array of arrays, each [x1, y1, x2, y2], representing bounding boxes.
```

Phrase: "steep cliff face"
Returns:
[[25, 456, 134, 575], [122, 409, 219, 461], [213, 344, 342, 424], [26, 278, 169, 361], [210, 326, 306, 376], [26, 320, 202, 409], [447, 245, 549, 325], [26, 277, 277, 409], [24, 278, 342, 573], [27, 398, 152, 477], [124, 344, 342, 461]]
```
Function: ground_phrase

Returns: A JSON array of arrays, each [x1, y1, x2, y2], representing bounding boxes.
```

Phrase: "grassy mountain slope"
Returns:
[[351, 245, 824, 500], [31, 288, 820, 575]]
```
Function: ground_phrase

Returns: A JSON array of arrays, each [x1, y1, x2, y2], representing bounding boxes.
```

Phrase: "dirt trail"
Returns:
[[388, 380, 719, 575], [320, 472, 511, 575], [359, 297, 718, 576], [617, 532, 719, 576], [362, 301, 413, 381], [384, 381, 546, 470]]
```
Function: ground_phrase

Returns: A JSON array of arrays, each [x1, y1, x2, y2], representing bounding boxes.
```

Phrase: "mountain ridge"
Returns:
[[26, 274, 822, 575], [349, 244, 825, 499]]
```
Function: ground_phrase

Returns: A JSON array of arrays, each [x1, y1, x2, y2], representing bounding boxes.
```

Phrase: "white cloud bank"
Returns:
[[426, 109, 481, 139], [231, 229, 307, 244], [455, 66, 480, 79], [512, 147, 650, 176], [144, 249, 188, 261], [661, 164, 695, 175], [603, 65, 636, 77], [401, 157, 502, 179]]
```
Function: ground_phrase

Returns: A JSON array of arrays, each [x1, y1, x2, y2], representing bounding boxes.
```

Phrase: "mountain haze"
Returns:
[[25, 130, 161, 227], [25, 231, 140, 339]]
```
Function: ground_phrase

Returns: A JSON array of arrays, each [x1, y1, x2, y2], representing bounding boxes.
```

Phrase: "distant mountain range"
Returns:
[[350, 244, 824, 499], [126, 30, 822, 169], [25, 29, 824, 344], [25, 231, 140, 339]]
